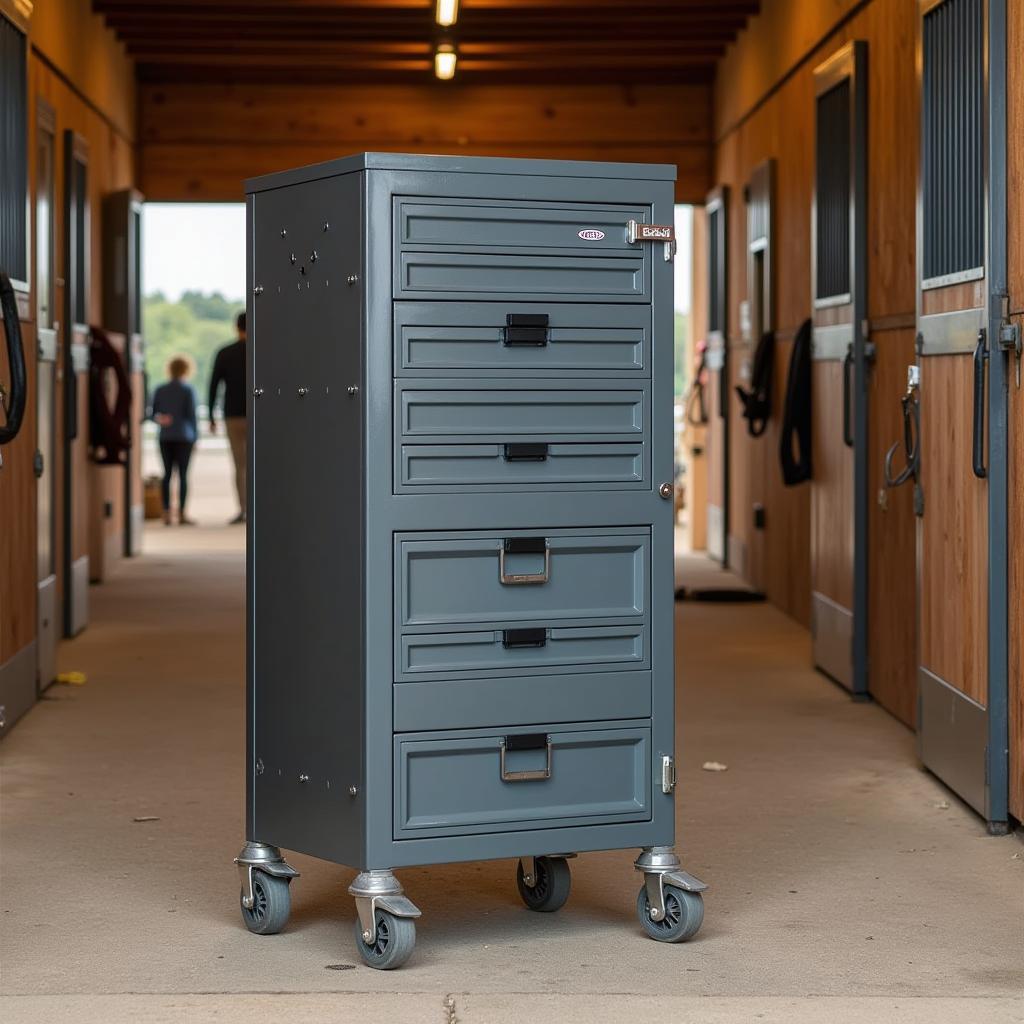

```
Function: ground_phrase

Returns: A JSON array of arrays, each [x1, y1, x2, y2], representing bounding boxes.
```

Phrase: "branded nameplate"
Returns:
[[627, 220, 675, 245]]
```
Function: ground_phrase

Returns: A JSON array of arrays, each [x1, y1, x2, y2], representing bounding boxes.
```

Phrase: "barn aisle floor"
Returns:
[[2, 458, 1022, 1023]]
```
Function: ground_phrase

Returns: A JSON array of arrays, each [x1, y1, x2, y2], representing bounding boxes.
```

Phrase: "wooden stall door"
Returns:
[[704, 187, 729, 564], [915, 0, 1002, 824], [809, 43, 867, 694], [35, 100, 58, 691]]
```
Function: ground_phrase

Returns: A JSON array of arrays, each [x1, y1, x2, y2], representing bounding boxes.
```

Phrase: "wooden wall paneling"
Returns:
[[139, 82, 714, 203], [709, 0, 922, 659], [868, 327, 918, 727], [1006, 0, 1024, 823], [918, 354, 988, 706]]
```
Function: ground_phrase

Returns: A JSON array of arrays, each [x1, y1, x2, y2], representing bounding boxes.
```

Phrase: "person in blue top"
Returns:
[[150, 355, 198, 526]]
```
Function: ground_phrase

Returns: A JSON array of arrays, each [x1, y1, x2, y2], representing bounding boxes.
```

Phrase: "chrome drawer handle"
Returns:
[[499, 734, 552, 782], [498, 540, 550, 585]]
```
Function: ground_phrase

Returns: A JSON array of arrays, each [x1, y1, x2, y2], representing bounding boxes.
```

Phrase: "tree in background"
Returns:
[[143, 290, 244, 411]]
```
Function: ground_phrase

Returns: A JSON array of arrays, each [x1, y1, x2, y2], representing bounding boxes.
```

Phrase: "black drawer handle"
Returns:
[[504, 313, 549, 347], [503, 442, 548, 462], [500, 733, 552, 781], [502, 627, 547, 649]]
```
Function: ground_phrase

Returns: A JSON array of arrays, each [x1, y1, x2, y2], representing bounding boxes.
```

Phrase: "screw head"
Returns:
[[310, 250, 318, 262], [280, 229, 287, 237], [659, 482, 673, 499], [253, 285, 264, 296], [298, 773, 309, 783], [348, 785, 358, 797], [347, 386, 358, 396], [253, 387, 264, 398], [289, 253, 297, 265], [323, 222, 330, 232], [346, 274, 359, 285], [297, 386, 309, 396], [255, 758, 265, 775]]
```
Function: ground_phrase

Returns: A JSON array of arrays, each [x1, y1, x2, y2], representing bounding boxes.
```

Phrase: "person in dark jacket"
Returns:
[[208, 312, 247, 524], [151, 355, 199, 526]]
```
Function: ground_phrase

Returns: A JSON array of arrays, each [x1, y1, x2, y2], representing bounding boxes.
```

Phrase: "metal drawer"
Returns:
[[395, 251, 647, 302], [393, 671, 652, 732], [398, 623, 647, 679], [397, 442, 645, 492], [394, 722, 651, 837], [394, 301, 649, 378], [396, 528, 649, 627], [397, 382, 645, 440], [395, 197, 648, 254]]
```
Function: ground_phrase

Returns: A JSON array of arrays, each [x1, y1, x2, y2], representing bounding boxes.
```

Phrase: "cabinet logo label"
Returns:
[[577, 229, 605, 240]]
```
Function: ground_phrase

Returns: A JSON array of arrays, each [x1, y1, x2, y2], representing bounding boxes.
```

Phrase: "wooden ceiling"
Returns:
[[93, 0, 759, 85]]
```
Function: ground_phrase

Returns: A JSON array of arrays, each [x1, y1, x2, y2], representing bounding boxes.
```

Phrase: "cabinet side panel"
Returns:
[[248, 172, 364, 865]]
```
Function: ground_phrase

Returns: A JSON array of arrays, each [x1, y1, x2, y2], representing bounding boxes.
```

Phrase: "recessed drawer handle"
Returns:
[[502, 627, 547, 648], [504, 313, 549, 347], [503, 442, 548, 462], [499, 537, 550, 585], [500, 733, 552, 782]]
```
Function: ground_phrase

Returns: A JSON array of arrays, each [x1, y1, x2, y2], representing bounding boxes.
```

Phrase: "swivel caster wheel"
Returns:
[[517, 856, 571, 913], [353, 909, 416, 970], [240, 870, 292, 935], [636, 883, 703, 943]]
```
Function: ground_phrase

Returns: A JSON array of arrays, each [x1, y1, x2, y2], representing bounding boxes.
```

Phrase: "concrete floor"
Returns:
[[2, 448, 1022, 1023]]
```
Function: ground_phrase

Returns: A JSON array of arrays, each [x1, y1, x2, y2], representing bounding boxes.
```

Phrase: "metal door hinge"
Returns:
[[999, 322, 1021, 388], [627, 220, 676, 262], [661, 755, 676, 794]]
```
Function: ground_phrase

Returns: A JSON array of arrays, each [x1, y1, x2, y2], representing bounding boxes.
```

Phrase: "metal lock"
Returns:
[[659, 482, 673, 499]]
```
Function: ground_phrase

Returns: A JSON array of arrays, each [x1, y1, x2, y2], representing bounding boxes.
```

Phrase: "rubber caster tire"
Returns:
[[354, 911, 416, 970], [636, 883, 703, 942], [517, 856, 572, 913], [240, 870, 292, 935]]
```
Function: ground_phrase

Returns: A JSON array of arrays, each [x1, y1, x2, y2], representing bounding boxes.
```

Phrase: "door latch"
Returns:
[[661, 755, 676, 794], [995, 291, 1021, 388]]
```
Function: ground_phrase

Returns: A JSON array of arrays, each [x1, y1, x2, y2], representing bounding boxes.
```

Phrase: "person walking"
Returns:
[[208, 311, 248, 524], [151, 355, 198, 526]]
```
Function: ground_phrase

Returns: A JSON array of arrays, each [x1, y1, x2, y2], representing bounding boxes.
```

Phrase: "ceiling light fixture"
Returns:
[[434, 41, 457, 80], [435, 0, 459, 27]]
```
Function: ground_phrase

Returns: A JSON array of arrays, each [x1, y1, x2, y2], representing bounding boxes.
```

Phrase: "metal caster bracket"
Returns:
[[349, 870, 421, 946], [518, 852, 577, 889], [234, 841, 300, 910], [634, 846, 707, 923]]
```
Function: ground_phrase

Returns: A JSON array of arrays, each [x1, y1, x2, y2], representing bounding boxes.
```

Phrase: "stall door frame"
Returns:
[[809, 41, 870, 697], [704, 186, 729, 566], [915, 0, 1009, 830], [62, 130, 90, 639], [35, 99, 58, 691]]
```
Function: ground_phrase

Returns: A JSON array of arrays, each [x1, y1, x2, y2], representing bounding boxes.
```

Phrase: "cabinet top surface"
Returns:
[[246, 151, 677, 195]]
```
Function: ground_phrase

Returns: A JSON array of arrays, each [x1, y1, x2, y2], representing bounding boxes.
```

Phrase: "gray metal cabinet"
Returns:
[[238, 153, 706, 969]]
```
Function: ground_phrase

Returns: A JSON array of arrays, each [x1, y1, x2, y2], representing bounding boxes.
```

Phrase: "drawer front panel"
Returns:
[[398, 623, 647, 678], [397, 198, 645, 253], [397, 530, 649, 627], [395, 724, 651, 836], [395, 301, 648, 377], [393, 672, 652, 732], [396, 251, 648, 302], [398, 442, 645, 491], [398, 386, 645, 439]]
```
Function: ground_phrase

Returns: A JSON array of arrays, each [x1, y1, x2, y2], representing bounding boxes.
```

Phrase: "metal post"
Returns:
[[985, 0, 1009, 833]]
